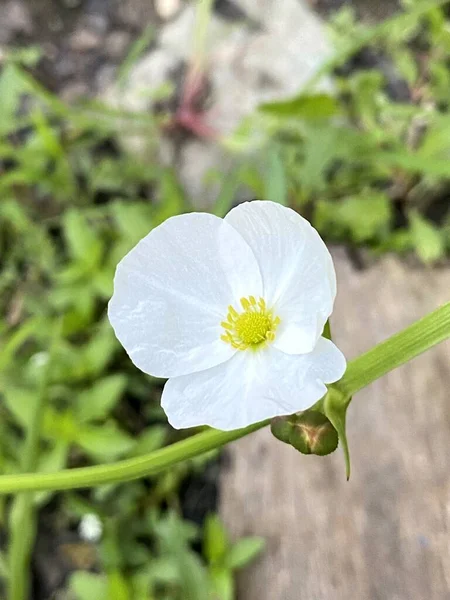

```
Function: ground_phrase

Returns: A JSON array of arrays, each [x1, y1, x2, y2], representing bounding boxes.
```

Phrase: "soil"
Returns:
[[0, 0, 159, 98]]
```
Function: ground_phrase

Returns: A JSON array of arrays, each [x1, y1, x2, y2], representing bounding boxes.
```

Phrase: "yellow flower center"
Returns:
[[220, 296, 281, 351]]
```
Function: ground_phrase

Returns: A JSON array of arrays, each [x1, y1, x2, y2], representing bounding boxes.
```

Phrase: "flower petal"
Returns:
[[108, 212, 262, 378], [225, 201, 336, 354], [161, 337, 346, 430]]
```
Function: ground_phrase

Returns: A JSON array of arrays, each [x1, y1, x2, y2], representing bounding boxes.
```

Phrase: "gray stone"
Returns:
[[69, 28, 103, 51], [178, 140, 231, 209], [105, 30, 131, 59], [83, 13, 110, 35], [60, 81, 90, 102], [115, 0, 156, 28], [104, 47, 180, 113], [0, 0, 33, 43], [102, 0, 333, 204], [154, 0, 183, 21]]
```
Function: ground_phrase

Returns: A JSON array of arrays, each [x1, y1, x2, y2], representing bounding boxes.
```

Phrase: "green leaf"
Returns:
[[37, 441, 69, 473], [212, 167, 242, 218], [210, 567, 234, 600], [77, 375, 127, 423], [106, 569, 131, 600], [379, 150, 450, 178], [43, 408, 78, 443], [144, 557, 179, 586], [63, 209, 103, 266], [176, 550, 210, 600], [0, 64, 32, 134], [394, 49, 418, 85], [323, 320, 332, 341], [128, 426, 166, 457], [117, 24, 155, 89], [32, 109, 64, 160], [316, 193, 392, 243], [409, 211, 445, 264], [265, 148, 287, 206], [260, 93, 339, 119], [81, 319, 119, 378], [227, 537, 265, 570], [69, 572, 108, 600], [2, 385, 37, 430], [35, 441, 70, 505], [0, 550, 9, 580], [297, 125, 346, 193], [204, 514, 228, 565], [152, 514, 209, 600], [111, 200, 153, 247], [76, 422, 135, 461], [323, 389, 351, 480], [92, 269, 114, 299], [157, 169, 187, 223]]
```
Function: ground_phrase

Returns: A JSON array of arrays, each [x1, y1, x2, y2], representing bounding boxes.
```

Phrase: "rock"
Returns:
[[61, 81, 90, 102], [0, 0, 33, 43], [214, 0, 250, 22], [69, 28, 103, 51], [61, 0, 83, 7], [154, 0, 182, 21], [105, 30, 131, 59], [102, 0, 333, 205], [104, 47, 180, 113], [178, 139, 231, 208], [96, 64, 117, 91], [116, 0, 156, 28], [83, 12, 109, 35], [54, 55, 77, 79]]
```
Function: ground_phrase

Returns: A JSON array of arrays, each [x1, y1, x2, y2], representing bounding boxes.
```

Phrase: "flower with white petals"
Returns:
[[108, 201, 346, 431], [79, 513, 103, 542]]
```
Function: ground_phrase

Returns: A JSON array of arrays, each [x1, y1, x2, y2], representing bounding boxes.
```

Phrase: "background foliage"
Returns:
[[0, 0, 449, 597]]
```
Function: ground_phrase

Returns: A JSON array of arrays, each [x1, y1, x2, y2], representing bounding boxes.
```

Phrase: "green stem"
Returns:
[[0, 303, 448, 497], [335, 302, 450, 397], [8, 324, 59, 600], [0, 421, 268, 495], [192, 0, 215, 73], [9, 375, 48, 600]]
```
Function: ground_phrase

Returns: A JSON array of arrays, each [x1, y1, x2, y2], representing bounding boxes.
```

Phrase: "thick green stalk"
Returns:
[[8, 369, 48, 600], [192, 0, 215, 73], [0, 303, 448, 496], [8, 324, 59, 600], [0, 421, 268, 495]]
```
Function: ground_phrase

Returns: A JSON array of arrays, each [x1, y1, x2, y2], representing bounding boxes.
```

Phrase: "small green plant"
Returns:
[[0, 2, 450, 599], [221, 0, 450, 263], [0, 46, 256, 600]]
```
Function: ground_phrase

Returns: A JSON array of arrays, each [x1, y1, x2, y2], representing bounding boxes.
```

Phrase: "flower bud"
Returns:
[[271, 410, 338, 456]]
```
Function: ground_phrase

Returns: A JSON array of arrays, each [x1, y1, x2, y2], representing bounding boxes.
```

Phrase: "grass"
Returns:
[[0, 0, 450, 597]]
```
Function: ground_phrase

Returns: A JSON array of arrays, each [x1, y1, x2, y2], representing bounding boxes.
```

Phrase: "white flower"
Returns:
[[79, 513, 103, 542], [108, 201, 346, 431]]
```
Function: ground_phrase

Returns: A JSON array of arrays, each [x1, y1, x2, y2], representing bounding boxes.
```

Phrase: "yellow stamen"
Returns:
[[220, 295, 281, 351]]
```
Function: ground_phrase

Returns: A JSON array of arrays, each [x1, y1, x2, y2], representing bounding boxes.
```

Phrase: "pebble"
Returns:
[[154, 0, 182, 21], [0, 0, 33, 43], [103, 0, 333, 206], [61, 81, 90, 102], [105, 30, 131, 59], [69, 28, 103, 51]]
